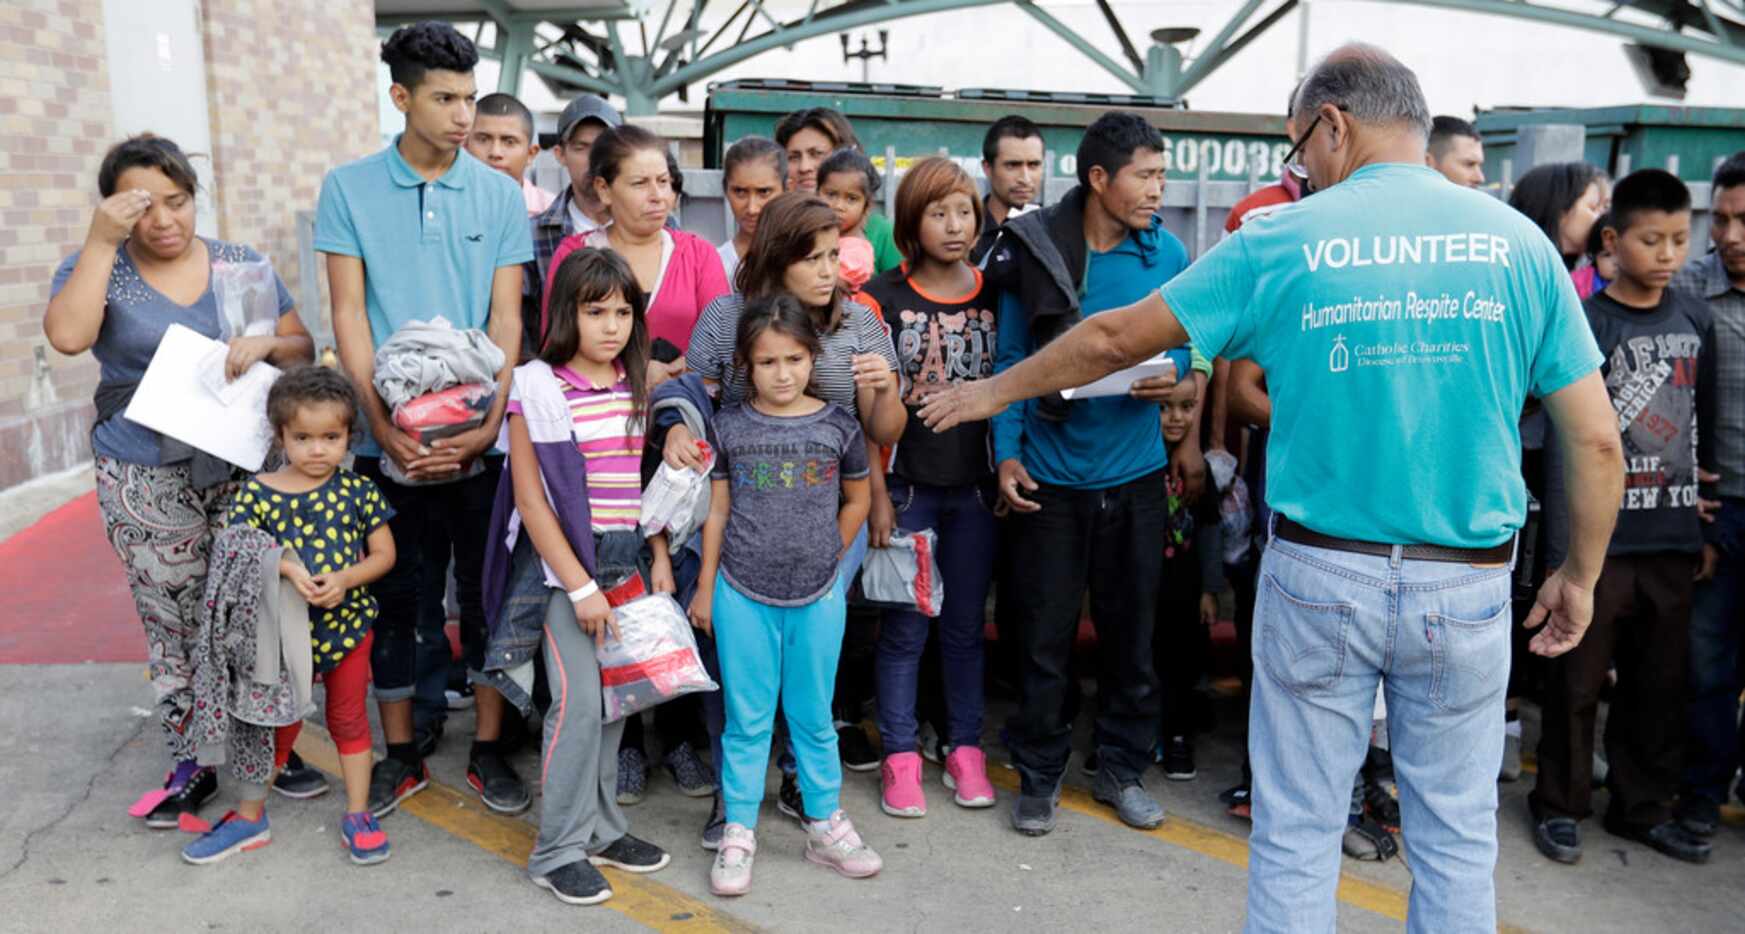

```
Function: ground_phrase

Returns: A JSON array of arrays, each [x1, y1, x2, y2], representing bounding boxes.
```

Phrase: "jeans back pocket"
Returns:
[[1426, 594, 1511, 713], [1257, 571, 1356, 697]]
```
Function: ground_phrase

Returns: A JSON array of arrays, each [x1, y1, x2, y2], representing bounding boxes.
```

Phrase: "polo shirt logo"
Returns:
[[465, 234, 485, 242]]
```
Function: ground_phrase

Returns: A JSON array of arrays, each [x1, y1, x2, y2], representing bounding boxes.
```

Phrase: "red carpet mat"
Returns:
[[0, 492, 145, 664]]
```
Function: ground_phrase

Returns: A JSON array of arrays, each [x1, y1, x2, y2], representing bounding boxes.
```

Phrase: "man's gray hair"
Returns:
[[1292, 43, 1432, 138]]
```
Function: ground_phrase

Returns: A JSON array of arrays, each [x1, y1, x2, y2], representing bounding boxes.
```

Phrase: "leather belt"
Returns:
[[1275, 517, 1513, 565]]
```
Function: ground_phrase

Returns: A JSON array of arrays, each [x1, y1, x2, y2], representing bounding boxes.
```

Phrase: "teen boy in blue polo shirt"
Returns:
[[317, 22, 533, 819]]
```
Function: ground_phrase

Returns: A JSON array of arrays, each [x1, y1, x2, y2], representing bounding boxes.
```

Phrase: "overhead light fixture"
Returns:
[[1149, 27, 1201, 45]]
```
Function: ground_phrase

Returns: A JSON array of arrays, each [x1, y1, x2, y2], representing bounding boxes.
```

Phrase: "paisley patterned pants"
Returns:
[[95, 456, 238, 762]]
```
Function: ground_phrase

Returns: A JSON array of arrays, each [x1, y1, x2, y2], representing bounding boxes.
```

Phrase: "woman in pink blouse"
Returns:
[[544, 124, 729, 381]]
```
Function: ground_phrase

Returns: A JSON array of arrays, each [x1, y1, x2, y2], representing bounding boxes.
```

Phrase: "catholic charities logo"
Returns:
[[1329, 334, 1350, 373]]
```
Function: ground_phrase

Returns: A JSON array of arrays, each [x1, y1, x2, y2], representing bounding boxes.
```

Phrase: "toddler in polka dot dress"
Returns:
[[181, 365, 398, 867]]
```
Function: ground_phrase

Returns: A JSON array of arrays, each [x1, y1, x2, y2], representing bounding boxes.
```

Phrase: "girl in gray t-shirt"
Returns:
[[687, 295, 882, 896]]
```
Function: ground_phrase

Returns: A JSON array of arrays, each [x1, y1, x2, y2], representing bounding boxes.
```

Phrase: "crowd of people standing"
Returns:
[[40, 17, 1745, 930]]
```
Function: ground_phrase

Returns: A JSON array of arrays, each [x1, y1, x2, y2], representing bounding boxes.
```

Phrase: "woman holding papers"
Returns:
[[43, 134, 312, 830]]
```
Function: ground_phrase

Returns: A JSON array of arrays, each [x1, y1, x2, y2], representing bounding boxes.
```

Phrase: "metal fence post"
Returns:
[[1194, 158, 1210, 259]]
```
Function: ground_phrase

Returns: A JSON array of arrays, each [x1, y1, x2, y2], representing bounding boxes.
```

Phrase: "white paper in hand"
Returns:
[[1059, 353, 1179, 400], [125, 323, 279, 470]]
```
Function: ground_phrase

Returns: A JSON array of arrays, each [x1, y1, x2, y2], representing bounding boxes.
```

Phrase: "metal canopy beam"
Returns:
[[1396, 0, 1745, 64], [380, 0, 1745, 114]]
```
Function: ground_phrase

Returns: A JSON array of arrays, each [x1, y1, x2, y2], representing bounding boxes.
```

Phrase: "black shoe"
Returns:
[[700, 793, 726, 851], [144, 766, 218, 829], [1342, 813, 1400, 862], [1604, 816, 1712, 864], [414, 721, 443, 760], [1160, 736, 1197, 781], [272, 752, 331, 800], [1080, 751, 1100, 777], [1532, 814, 1582, 864], [367, 757, 429, 818], [1675, 796, 1721, 839], [590, 834, 671, 874], [837, 723, 880, 772], [533, 860, 613, 906], [1363, 779, 1401, 832], [467, 751, 531, 815], [776, 771, 804, 822], [1011, 781, 1062, 836]]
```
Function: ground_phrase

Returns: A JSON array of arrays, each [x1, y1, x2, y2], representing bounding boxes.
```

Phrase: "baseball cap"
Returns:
[[557, 96, 622, 143]]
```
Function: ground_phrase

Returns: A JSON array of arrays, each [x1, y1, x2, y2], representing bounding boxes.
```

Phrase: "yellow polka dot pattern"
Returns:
[[227, 470, 393, 670]]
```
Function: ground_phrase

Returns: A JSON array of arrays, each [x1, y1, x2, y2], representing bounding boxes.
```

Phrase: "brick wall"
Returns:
[[0, 0, 379, 493], [0, 1, 112, 490], [200, 0, 380, 342]]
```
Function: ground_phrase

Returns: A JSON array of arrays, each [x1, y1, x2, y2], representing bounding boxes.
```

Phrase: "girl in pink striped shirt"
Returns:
[[505, 247, 677, 906]]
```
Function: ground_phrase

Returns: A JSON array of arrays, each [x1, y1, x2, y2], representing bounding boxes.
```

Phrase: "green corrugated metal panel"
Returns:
[[703, 82, 1288, 183], [1475, 106, 1745, 182]]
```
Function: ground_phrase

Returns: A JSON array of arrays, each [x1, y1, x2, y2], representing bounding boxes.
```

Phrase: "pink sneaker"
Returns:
[[709, 823, 756, 896], [804, 810, 882, 878], [880, 752, 926, 818], [943, 746, 997, 808]]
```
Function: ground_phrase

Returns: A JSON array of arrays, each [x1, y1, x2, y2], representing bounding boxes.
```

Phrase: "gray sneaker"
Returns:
[[1092, 770, 1166, 830], [1010, 780, 1062, 836]]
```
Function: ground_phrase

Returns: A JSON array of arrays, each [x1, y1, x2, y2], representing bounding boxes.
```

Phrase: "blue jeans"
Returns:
[[875, 479, 998, 752], [1246, 536, 1511, 934], [1684, 497, 1745, 806], [413, 512, 456, 733], [356, 456, 498, 702]]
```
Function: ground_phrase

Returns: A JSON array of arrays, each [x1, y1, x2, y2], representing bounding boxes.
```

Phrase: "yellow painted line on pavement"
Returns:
[[292, 727, 755, 933], [982, 767, 1532, 933]]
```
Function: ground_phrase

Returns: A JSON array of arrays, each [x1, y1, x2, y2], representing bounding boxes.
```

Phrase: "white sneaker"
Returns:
[[709, 823, 756, 897], [803, 810, 882, 878]]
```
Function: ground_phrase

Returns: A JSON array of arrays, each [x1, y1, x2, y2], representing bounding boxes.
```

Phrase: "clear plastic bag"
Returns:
[[212, 260, 282, 341], [595, 593, 718, 724]]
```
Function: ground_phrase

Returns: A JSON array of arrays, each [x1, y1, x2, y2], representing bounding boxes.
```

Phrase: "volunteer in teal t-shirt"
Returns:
[[920, 45, 1624, 933], [1157, 161, 1599, 548]]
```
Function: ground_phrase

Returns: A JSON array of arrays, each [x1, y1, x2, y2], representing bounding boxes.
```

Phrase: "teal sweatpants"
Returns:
[[714, 571, 846, 827]]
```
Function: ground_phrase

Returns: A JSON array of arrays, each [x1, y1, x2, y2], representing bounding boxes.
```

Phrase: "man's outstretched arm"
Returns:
[[919, 291, 1190, 432]]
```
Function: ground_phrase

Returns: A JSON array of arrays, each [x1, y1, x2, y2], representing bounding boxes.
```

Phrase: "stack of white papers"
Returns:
[[125, 323, 279, 470], [1060, 353, 1180, 400]]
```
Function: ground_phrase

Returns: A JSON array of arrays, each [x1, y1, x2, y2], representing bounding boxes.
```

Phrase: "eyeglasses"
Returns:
[[1280, 105, 1348, 169]]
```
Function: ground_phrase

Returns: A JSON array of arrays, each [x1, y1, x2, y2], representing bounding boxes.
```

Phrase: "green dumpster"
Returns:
[[1475, 105, 1745, 183], [703, 80, 1288, 183]]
